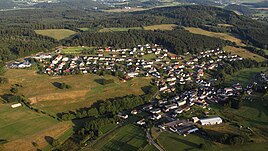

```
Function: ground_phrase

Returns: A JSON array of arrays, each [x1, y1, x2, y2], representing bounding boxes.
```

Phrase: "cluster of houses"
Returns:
[[7, 59, 32, 69]]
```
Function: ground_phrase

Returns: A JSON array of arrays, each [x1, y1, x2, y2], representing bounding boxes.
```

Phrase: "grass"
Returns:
[[2, 69, 151, 114], [224, 46, 267, 62], [61, 46, 93, 54], [185, 27, 245, 46], [223, 67, 268, 87], [0, 104, 58, 141], [143, 24, 178, 31], [141, 53, 157, 60], [99, 27, 143, 32], [35, 29, 76, 41], [92, 124, 148, 151]]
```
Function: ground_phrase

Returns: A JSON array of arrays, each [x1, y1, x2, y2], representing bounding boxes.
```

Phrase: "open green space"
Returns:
[[61, 46, 93, 54], [223, 67, 268, 87], [92, 124, 148, 151], [1, 69, 151, 114], [35, 29, 77, 41], [0, 104, 58, 140], [99, 27, 143, 32]]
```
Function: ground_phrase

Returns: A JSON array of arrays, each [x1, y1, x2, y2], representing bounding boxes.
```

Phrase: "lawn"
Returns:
[[223, 67, 268, 87], [141, 53, 157, 60], [185, 27, 245, 46], [92, 124, 148, 151], [35, 29, 77, 41], [224, 46, 267, 62], [143, 24, 178, 31], [99, 27, 143, 32], [2, 69, 152, 114]]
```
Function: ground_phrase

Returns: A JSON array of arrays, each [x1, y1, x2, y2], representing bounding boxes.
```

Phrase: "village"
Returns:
[[7, 44, 268, 137]]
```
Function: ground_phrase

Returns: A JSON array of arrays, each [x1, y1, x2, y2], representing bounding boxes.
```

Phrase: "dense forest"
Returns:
[[0, 5, 267, 62]]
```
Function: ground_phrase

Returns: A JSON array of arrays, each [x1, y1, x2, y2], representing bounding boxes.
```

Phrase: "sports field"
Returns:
[[2, 69, 151, 114], [35, 29, 76, 41]]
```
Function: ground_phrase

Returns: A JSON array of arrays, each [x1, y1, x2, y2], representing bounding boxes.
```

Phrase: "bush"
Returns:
[[0, 77, 8, 84]]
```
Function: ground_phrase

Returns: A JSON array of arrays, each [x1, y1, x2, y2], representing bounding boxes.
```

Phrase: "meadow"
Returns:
[[35, 29, 77, 41], [0, 103, 73, 150], [224, 46, 267, 62], [2, 69, 151, 114], [61, 46, 92, 54], [92, 124, 148, 151], [99, 27, 143, 32], [185, 27, 245, 46], [143, 24, 178, 31]]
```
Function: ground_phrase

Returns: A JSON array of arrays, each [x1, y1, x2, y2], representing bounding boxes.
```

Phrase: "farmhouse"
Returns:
[[199, 116, 223, 125]]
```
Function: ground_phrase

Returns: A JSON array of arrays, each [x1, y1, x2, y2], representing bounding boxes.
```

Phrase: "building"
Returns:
[[199, 117, 223, 125]]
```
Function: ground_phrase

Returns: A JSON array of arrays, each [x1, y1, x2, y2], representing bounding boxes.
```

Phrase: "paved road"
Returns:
[[146, 128, 164, 151]]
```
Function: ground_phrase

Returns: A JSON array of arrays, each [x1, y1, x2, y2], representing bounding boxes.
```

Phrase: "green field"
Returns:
[[223, 67, 268, 87], [92, 124, 148, 151], [1, 69, 151, 114], [143, 24, 178, 31], [0, 104, 58, 140], [35, 29, 77, 41], [61, 46, 93, 54], [141, 53, 157, 60]]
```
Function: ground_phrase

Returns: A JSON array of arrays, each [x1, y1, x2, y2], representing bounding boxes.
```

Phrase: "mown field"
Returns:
[[61, 46, 92, 54], [99, 27, 143, 32], [2, 69, 151, 114], [0, 103, 73, 151], [143, 24, 178, 31], [185, 27, 245, 46], [35, 29, 76, 41], [224, 46, 267, 62], [92, 124, 148, 151], [223, 67, 268, 87]]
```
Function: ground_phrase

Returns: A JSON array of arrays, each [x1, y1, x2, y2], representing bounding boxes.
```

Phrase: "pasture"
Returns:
[[224, 46, 267, 62], [185, 27, 245, 46], [61, 46, 92, 54], [143, 24, 178, 31], [99, 27, 143, 32], [2, 69, 151, 114], [35, 29, 76, 41], [223, 67, 268, 87], [92, 124, 148, 151]]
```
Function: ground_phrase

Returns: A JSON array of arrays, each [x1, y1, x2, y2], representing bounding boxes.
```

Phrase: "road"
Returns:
[[146, 128, 164, 151]]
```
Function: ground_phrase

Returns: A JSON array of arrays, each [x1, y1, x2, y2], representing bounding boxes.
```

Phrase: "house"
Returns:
[[199, 117, 223, 125], [137, 119, 146, 125]]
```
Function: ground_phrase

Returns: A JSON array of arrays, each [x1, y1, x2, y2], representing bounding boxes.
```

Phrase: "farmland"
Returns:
[[92, 124, 148, 151], [2, 69, 151, 114], [60, 46, 93, 54], [143, 24, 178, 31], [99, 27, 143, 32], [0, 103, 73, 150], [35, 29, 77, 41], [185, 27, 245, 46], [224, 46, 267, 62]]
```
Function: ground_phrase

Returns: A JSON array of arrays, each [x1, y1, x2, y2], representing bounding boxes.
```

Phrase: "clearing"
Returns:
[[99, 27, 143, 32], [185, 27, 245, 46], [2, 69, 151, 114], [143, 24, 178, 31], [60, 46, 93, 54], [224, 46, 267, 62], [35, 29, 77, 41]]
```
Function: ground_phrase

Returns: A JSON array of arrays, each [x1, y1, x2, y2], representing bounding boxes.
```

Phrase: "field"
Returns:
[[35, 29, 77, 41], [2, 69, 151, 114], [0, 103, 73, 150], [92, 124, 148, 151], [143, 24, 178, 31], [185, 27, 245, 46], [223, 67, 268, 87], [99, 27, 143, 32], [224, 46, 267, 62], [103, 8, 148, 13], [61, 46, 92, 54]]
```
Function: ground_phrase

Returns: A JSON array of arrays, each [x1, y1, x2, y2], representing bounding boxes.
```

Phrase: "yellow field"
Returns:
[[2, 69, 151, 114], [224, 46, 267, 62], [185, 27, 245, 46], [35, 29, 76, 41], [144, 24, 178, 31]]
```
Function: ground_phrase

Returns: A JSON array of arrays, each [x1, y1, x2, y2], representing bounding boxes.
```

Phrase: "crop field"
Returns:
[[143, 24, 178, 31], [185, 27, 245, 46], [224, 46, 267, 62], [223, 67, 268, 87], [35, 29, 76, 41], [92, 124, 148, 151], [2, 69, 151, 114]]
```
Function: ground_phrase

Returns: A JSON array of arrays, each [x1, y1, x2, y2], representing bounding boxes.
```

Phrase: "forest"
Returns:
[[0, 5, 267, 62]]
